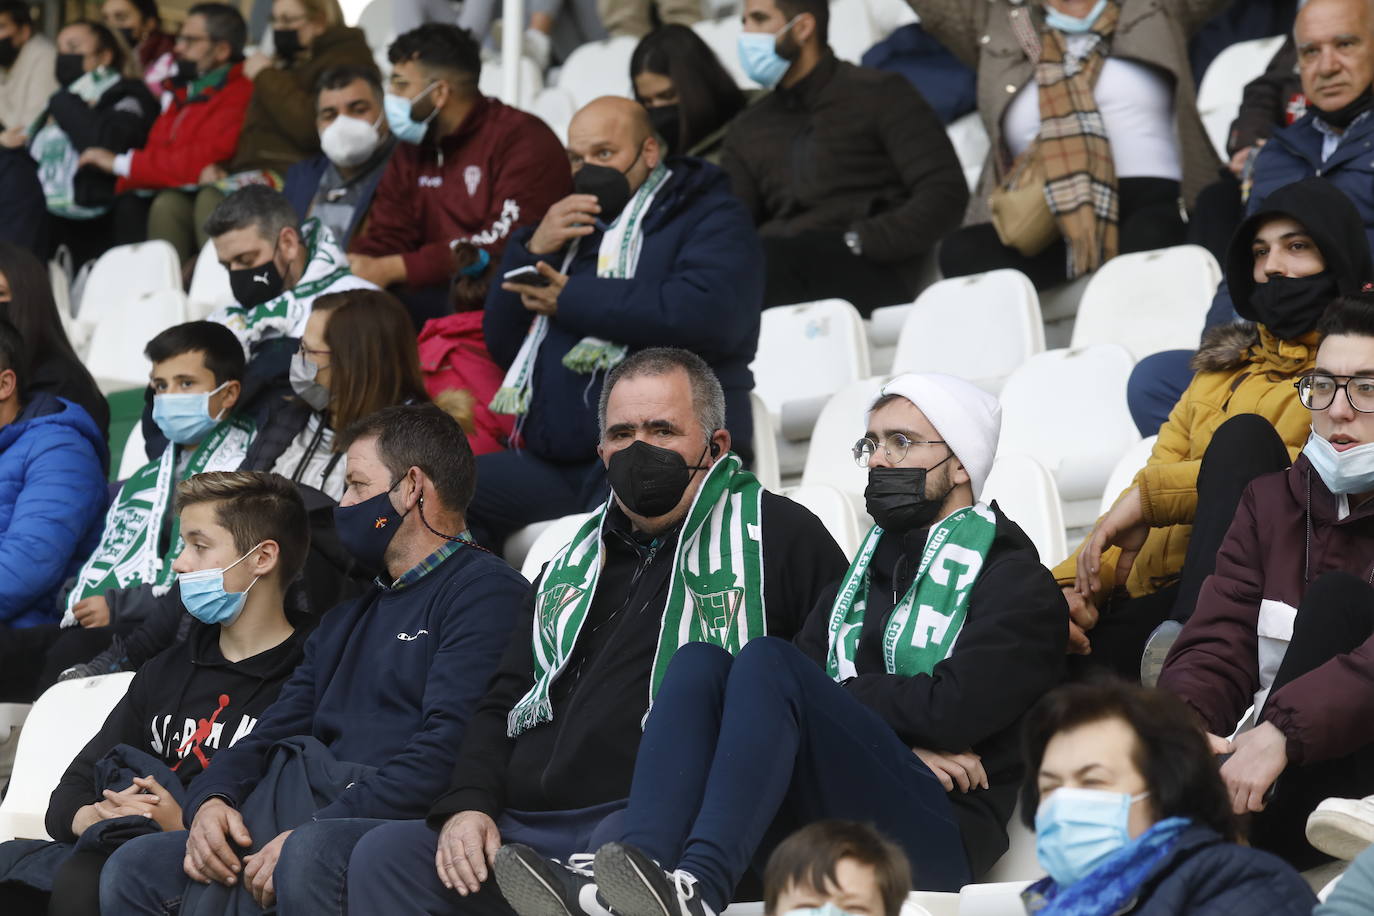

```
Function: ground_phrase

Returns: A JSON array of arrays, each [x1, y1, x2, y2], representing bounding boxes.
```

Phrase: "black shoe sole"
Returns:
[[593, 842, 681, 916], [493, 844, 578, 916]]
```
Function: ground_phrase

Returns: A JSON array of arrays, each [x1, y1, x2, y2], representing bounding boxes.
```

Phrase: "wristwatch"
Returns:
[[843, 230, 863, 257]]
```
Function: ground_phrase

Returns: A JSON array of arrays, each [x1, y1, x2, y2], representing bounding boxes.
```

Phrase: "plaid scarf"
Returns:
[[1019, 2, 1122, 277]]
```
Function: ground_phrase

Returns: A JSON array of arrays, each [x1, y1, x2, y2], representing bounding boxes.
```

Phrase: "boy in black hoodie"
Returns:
[[0, 470, 310, 915]]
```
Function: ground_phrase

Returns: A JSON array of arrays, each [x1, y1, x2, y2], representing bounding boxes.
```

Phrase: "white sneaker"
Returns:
[[1307, 796, 1374, 860]]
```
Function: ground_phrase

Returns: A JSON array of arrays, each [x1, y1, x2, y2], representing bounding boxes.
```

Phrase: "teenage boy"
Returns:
[[763, 820, 912, 916], [0, 470, 309, 914]]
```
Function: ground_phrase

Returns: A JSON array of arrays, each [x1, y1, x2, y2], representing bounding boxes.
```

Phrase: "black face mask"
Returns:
[[864, 456, 954, 534], [1317, 86, 1374, 131], [117, 26, 139, 49], [228, 247, 287, 307], [273, 28, 302, 60], [1248, 271, 1339, 340], [333, 481, 409, 575], [168, 56, 196, 86], [606, 440, 713, 518], [573, 147, 642, 224], [0, 37, 18, 69], [55, 53, 85, 88], [647, 104, 680, 155]]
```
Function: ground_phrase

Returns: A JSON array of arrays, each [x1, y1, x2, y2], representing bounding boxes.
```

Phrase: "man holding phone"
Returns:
[[472, 95, 764, 551]]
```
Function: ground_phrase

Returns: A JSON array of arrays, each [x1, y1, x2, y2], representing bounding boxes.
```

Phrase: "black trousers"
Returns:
[[762, 232, 918, 316], [939, 177, 1187, 291], [1252, 571, 1374, 869], [1071, 414, 1291, 680], [0, 848, 108, 915]]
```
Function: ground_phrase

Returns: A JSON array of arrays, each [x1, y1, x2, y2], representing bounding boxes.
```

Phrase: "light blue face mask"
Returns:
[[152, 381, 229, 445], [783, 905, 859, 916], [1035, 786, 1149, 886], [1303, 429, 1374, 495], [178, 543, 263, 627], [384, 82, 438, 145], [737, 18, 798, 89], [1043, 0, 1109, 33]]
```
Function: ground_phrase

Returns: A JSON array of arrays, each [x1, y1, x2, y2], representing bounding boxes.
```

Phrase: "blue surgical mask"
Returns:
[[178, 543, 263, 626], [1043, 0, 1109, 33], [1035, 786, 1149, 886], [737, 18, 797, 89], [152, 381, 230, 445], [384, 83, 438, 145], [1303, 429, 1374, 495], [783, 906, 859, 916]]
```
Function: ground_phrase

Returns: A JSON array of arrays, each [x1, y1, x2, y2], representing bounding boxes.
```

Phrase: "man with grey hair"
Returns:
[[343, 346, 847, 916], [204, 185, 376, 351]]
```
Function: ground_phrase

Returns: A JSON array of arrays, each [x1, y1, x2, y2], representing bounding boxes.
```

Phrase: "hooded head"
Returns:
[[1226, 178, 1373, 336]]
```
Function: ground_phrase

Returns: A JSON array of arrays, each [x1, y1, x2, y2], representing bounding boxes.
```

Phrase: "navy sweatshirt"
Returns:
[[183, 544, 526, 823]]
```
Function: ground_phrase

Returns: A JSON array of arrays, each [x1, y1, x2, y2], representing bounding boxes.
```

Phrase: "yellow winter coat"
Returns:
[[1052, 324, 1316, 602]]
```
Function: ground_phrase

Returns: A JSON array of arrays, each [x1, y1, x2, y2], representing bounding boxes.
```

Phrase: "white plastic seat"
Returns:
[[520, 512, 595, 582], [1098, 435, 1159, 517], [958, 880, 1036, 916], [1197, 34, 1287, 159], [118, 420, 149, 480], [982, 454, 1067, 565], [478, 54, 544, 110], [0, 672, 135, 842], [530, 85, 577, 143], [355, 0, 394, 64], [186, 238, 235, 320], [693, 18, 751, 89], [750, 391, 781, 492], [76, 240, 181, 326], [984, 799, 1044, 884], [892, 269, 1044, 393], [48, 259, 85, 357], [784, 483, 864, 559], [552, 36, 638, 108], [998, 345, 1140, 528], [85, 289, 189, 393], [753, 299, 871, 443], [798, 376, 886, 506], [829, 0, 878, 64], [1069, 245, 1221, 362], [946, 111, 990, 192]]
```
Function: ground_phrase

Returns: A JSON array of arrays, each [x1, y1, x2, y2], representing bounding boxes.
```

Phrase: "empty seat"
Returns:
[[798, 376, 887, 505], [1070, 245, 1221, 362], [998, 345, 1140, 529], [553, 36, 638, 108], [186, 238, 234, 320], [0, 672, 135, 842], [829, 0, 878, 64], [750, 391, 781, 492], [892, 269, 1044, 393], [785, 483, 864, 558], [1098, 435, 1159, 516], [118, 419, 150, 480], [1197, 34, 1287, 159], [76, 240, 181, 326], [753, 299, 871, 443], [982, 454, 1068, 565], [530, 85, 577, 143], [85, 289, 189, 393], [478, 53, 545, 110], [520, 512, 595, 581]]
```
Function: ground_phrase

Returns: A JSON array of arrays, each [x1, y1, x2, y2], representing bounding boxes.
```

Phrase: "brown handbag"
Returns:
[[989, 147, 1060, 257]]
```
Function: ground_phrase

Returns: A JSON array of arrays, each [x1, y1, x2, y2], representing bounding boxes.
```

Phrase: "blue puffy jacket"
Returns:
[[0, 392, 108, 627], [483, 156, 763, 464]]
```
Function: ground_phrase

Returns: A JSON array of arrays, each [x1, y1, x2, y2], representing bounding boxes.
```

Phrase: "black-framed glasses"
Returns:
[[852, 434, 946, 467], [1295, 374, 1374, 412]]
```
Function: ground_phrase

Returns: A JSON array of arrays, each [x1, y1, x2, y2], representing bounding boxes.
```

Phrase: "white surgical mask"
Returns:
[[1303, 429, 1374, 495], [319, 112, 384, 169]]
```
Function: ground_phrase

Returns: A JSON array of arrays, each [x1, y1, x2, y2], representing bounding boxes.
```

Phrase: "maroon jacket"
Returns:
[[349, 96, 571, 289], [1159, 455, 1374, 765]]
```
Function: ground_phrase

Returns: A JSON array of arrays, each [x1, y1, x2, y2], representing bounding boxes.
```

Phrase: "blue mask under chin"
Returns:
[[1043, 0, 1109, 33]]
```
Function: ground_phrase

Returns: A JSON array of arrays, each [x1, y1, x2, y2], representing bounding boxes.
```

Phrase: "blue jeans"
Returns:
[[101, 830, 189, 915], [1127, 349, 1194, 437], [620, 638, 970, 910], [347, 802, 627, 915]]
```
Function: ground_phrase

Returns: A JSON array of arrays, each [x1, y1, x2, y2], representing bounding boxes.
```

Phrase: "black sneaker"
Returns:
[[493, 844, 618, 916], [593, 842, 717, 916]]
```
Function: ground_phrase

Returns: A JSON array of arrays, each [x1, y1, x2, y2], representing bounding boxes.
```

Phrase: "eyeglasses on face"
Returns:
[[851, 433, 946, 467], [1295, 373, 1374, 413]]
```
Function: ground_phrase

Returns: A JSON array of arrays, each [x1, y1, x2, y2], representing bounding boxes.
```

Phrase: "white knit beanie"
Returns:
[[874, 373, 1002, 498]]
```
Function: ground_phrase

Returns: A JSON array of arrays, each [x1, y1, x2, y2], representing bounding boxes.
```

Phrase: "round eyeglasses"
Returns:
[[852, 433, 947, 467], [1295, 374, 1374, 413]]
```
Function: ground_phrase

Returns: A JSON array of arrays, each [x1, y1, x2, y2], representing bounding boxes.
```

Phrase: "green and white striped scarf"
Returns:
[[507, 451, 765, 737], [824, 504, 997, 681], [490, 164, 672, 417], [31, 67, 122, 219]]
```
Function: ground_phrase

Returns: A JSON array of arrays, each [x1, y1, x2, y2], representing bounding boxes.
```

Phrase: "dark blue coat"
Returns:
[[0, 393, 107, 628], [182, 544, 526, 824], [1206, 110, 1374, 328], [281, 151, 388, 249], [483, 156, 763, 463]]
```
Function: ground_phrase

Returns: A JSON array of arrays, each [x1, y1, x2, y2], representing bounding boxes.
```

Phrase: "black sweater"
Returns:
[[794, 503, 1066, 878], [46, 622, 303, 843], [44, 78, 158, 209], [428, 493, 848, 825]]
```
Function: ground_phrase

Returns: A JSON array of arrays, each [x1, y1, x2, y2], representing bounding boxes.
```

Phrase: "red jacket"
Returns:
[[416, 310, 513, 455], [116, 62, 253, 193], [349, 96, 571, 289], [1159, 455, 1374, 765]]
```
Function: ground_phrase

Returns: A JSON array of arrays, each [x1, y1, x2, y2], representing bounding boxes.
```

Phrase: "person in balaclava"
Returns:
[[1056, 176, 1374, 682]]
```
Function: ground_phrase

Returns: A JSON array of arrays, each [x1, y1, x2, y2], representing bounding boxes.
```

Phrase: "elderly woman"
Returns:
[[912, 0, 1225, 289], [1022, 681, 1315, 915]]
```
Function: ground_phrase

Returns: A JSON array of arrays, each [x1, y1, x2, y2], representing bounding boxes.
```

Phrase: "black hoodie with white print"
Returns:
[[46, 621, 304, 843]]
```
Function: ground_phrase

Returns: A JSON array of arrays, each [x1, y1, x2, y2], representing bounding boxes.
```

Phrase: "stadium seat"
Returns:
[[750, 391, 782, 491], [186, 238, 234, 320], [784, 483, 864, 558], [553, 36, 638, 108], [76, 240, 181, 327], [864, 0, 919, 38], [48, 258, 85, 357], [479, 53, 545, 110], [355, 0, 394, 71], [982, 454, 1067, 566], [118, 419, 149, 480], [985, 799, 1044, 885], [693, 18, 751, 90], [530, 84, 577, 144], [891, 269, 1044, 393], [1069, 245, 1221, 362], [753, 299, 871, 443], [998, 345, 1140, 529], [0, 672, 135, 842], [1098, 435, 1158, 517], [520, 512, 595, 581], [798, 376, 887, 505], [958, 880, 1036, 915], [829, 0, 878, 64], [0, 702, 30, 784], [85, 289, 189, 394], [946, 112, 989, 193], [1197, 34, 1287, 159]]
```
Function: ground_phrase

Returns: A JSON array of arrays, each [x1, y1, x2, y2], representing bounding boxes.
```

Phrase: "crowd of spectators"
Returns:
[[0, 0, 1372, 914]]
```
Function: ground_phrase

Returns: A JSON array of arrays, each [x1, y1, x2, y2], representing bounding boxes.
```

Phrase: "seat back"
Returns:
[[798, 377, 887, 504], [785, 484, 864, 558], [893, 269, 1044, 393], [86, 289, 189, 393], [554, 36, 638, 108], [750, 392, 781, 491], [77, 241, 181, 326], [0, 673, 136, 842], [982, 454, 1067, 565], [946, 111, 990, 191], [186, 237, 235, 320], [478, 54, 544, 109], [693, 18, 751, 88], [1098, 435, 1159, 516], [1070, 246, 1220, 362], [1197, 35, 1287, 158], [520, 512, 596, 582], [752, 300, 871, 442]]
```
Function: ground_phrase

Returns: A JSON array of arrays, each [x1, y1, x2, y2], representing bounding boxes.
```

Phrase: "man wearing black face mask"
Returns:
[[474, 96, 763, 552], [0, 0, 57, 134]]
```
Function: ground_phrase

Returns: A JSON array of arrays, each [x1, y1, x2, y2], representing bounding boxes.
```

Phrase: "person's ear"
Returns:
[[0, 368, 18, 403], [793, 11, 816, 45], [212, 38, 231, 65], [215, 379, 242, 416], [710, 427, 730, 460], [279, 226, 303, 266], [949, 458, 970, 488], [432, 78, 452, 111], [250, 539, 280, 577], [404, 467, 425, 510], [643, 134, 661, 169]]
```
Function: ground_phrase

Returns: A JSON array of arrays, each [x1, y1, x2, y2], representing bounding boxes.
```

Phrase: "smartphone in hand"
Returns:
[[503, 265, 552, 288]]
